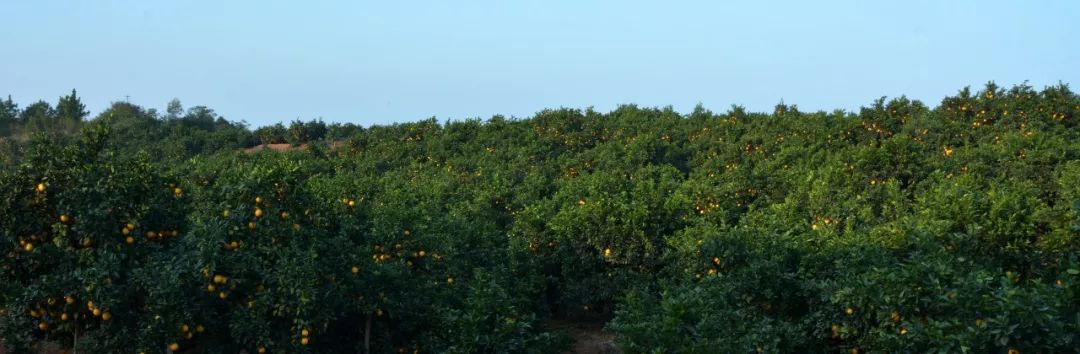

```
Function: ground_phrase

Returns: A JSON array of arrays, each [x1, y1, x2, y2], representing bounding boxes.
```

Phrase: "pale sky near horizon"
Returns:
[[1, 1, 1078, 127]]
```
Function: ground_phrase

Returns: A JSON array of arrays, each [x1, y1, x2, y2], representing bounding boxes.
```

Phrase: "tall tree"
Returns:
[[256, 123, 287, 145], [56, 89, 88, 122], [287, 119, 308, 145], [0, 95, 18, 136], [19, 101, 55, 133], [183, 105, 217, 130], [305, 119, 328, 142], [166, 98, 183, 120], [56, 89, 88, 134]]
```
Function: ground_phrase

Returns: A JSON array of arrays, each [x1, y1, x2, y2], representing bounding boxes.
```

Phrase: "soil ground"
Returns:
[[545, 319, 621, 354], [3, 320, 621, 354]]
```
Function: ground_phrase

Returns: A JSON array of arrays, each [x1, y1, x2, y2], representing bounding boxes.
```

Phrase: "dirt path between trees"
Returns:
[[545, 319, 621, 354]]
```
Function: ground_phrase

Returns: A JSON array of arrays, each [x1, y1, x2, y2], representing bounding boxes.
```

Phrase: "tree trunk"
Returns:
[[364, 313, 372, 354]]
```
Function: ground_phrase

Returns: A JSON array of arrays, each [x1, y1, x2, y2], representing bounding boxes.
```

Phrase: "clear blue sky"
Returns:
[[2, 1, 1077, 127]]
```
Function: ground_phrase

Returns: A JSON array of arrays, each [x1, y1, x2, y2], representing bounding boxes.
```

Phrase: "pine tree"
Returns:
[[0, 95, 18, 136], [56, 89, 88, 133]]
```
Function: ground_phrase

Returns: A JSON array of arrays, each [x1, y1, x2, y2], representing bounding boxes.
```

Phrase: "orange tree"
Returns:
[[0, 127, 189, 352], [173, 146, 563, 353], [607, 84, 1080, 353], [3, 82, 1080, 353]]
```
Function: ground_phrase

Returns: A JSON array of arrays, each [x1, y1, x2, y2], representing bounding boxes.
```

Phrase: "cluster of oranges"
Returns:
[[204, 272, 233, 300], [28, 295, 113, 333], [17, 233, 41, 252], [167, 322, 207, 351]]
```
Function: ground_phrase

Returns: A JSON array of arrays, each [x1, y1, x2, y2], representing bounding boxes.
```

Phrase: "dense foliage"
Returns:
[[2, 82, 1079, 353]]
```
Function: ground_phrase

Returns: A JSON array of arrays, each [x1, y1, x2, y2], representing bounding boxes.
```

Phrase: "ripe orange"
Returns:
[[59, 214, 71, 224], [301, 329, 310, 337], [195, 324, 205, 333], [255, 196, 262, 204], [351, 266, 360, 274], [213, 275, 228, 284], [36, 183, 47, 193], [257, 346, 266, 354], [300, 337, 309, 345], [101, 312, 112, 321], [38, 321, 48, 331], [23, 243, 34, 252], [169, 342, 180, 352], [254, 208, 264, 218], [65, 296, 75, 305]]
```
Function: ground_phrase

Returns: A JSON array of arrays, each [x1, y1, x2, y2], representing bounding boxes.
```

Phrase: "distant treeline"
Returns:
[[0, 92, 362, 162]]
